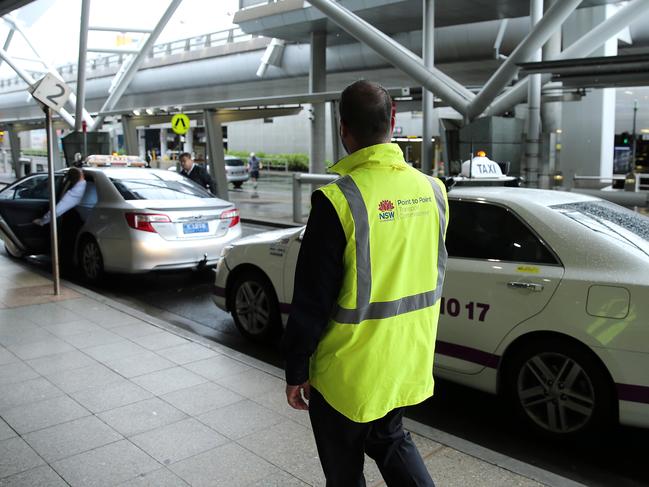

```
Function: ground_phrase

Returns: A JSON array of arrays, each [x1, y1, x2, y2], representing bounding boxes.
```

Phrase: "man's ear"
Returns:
[[390, 102, 396, 133]]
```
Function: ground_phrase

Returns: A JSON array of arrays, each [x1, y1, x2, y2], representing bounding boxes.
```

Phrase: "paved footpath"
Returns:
[[0, 253, 585, 486]]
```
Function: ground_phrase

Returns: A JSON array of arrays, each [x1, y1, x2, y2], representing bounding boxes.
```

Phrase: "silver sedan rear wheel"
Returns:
[[79, 238, 104, 282]]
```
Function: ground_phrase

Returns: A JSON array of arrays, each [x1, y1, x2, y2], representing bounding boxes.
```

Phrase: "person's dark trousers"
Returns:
[[308, 387, 435, 487]]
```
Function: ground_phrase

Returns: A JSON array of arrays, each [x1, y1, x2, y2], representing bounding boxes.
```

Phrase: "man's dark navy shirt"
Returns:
[[282, 190, 345, 385]]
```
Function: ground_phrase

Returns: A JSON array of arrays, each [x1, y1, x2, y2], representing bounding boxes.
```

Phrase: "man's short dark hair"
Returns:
[[339, 80, 393, 147], [179, 152, 191, 161]]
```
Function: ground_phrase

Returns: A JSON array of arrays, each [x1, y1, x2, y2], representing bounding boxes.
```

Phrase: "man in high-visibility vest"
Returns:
[[283, 80, 448, 486]]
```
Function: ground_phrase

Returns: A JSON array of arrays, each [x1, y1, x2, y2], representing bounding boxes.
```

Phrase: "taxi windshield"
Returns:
[[551, 201, 649, 254]]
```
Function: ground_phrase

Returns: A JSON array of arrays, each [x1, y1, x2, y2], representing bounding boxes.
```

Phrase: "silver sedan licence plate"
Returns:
[[183, 222, 209, 234]]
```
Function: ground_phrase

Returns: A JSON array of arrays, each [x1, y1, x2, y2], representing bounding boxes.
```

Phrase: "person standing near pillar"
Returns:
[[179, 152, 215, 194], [283, 80, 448, 486]]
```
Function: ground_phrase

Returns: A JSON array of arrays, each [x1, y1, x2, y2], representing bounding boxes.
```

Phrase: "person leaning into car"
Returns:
[[283, 80, 449, 486], [179, 152, 216, 194], [33, 167, 86, 226]]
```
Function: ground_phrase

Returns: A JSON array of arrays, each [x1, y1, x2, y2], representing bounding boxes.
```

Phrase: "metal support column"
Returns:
[[204, 110, 229, 201], [0, 28, 14, 69], [75, 0, 91, 131], [307, 0, 472, 115], [310, 31, 327, 175], [121, 115, 138, 156], [51, 129, 63, 170], [91, 0, 184, 131], [524, 0, 543, 187], [183, 128, 194, 155], [7, 126, 21, 178], [485, 0, 649, 117], [467, 0, 580, 120], [329, 101, 344, 163], [422, 0, 435, 175], [159, 128, 168, 167]]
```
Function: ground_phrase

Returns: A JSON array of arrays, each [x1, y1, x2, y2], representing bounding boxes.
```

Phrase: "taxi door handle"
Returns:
[[507, 281, 544, 292]]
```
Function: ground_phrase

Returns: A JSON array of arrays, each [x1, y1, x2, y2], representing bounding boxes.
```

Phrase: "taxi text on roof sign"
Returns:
[[86, 154, 147, 167], [171, 113, 190, 135]]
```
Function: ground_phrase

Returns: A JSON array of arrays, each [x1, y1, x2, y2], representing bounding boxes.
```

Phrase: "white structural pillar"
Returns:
[[121, 115, 139, 156], [524, 0, 543, 187], [310, 31, 327, 175], [159, 128, 168, 165], [137, 129, 146, 159], [561, 5, 617, 186], [7, 125, 21, 178], [183, 127, 194, 155], [422, 0, 434, 175], [541, 0, 562, 188], [204, 110, 229, 200]]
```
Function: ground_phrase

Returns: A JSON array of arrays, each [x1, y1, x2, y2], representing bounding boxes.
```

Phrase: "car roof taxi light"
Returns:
[[86, 154, 147, 167], [461, 153, 504, 178]]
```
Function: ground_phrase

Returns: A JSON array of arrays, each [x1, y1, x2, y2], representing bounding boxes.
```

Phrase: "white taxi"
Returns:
[[212, 184, 649, 437]]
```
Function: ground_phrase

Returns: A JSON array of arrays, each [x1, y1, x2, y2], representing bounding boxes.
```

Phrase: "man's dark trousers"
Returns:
[[308, 387, 435, 487]]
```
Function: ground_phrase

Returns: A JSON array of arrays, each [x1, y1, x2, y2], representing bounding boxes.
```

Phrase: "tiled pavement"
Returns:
[[0, 253, 584, 487]]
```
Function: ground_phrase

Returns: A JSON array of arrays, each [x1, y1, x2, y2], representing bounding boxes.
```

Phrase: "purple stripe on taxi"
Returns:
[[213, 285, 226, 297], [617, 384, 649, 405], [435, 340, 500, 369]]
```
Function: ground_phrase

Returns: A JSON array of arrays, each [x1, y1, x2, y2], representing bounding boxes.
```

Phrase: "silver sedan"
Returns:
[[0, 167, 241, 281]]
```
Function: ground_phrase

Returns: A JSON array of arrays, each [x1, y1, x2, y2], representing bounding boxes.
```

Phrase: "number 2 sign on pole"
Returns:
[[30, 73, 72, 296]]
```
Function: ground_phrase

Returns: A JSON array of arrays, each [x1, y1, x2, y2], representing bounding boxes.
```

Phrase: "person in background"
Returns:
[[179, 152, 215, 194], [33, 167, 86, 226], [247, 152, 262, 190]]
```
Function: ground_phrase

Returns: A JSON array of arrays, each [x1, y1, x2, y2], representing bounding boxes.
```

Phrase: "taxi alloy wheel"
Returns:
[[231, 271, 280, 342], [506, 339, 614, 437], [79, 237, 104, 282]]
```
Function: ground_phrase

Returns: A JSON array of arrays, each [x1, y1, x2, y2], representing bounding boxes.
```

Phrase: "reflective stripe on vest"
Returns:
[[333, 175, 448, 324]]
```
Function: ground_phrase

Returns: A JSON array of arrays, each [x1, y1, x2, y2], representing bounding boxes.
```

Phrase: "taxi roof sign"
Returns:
[[461, 154, 503, 178], [85, 154, 147, 167]]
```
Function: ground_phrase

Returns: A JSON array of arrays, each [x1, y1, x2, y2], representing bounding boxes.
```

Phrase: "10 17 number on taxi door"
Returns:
[[440, 297, 490, 322]]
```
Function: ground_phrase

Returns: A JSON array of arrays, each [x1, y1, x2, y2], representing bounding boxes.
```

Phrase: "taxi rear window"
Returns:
[[226, 159, 244, 167], [551, 201, 649, 243], [110, 173, 212, 200]]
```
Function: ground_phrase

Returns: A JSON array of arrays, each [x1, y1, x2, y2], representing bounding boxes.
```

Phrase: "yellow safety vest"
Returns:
[[310, 143, 449, 423]]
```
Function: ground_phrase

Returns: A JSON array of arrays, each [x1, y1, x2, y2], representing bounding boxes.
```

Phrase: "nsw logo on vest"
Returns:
[[378, 200, 395, 221]]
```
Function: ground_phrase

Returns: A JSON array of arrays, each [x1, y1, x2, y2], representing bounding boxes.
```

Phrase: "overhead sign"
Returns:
[[30, 73, 71, 113], [171, 113, 190, 135]]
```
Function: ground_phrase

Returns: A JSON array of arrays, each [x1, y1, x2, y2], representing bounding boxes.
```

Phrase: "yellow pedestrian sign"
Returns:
[[171, 113, 190, 135]]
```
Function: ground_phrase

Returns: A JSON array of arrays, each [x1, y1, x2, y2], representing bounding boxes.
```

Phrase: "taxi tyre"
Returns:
[[503, 337, 615, 437], [229, 269, 281, 342], [233, 182, 243, 189], [78, 235, 104, 283]]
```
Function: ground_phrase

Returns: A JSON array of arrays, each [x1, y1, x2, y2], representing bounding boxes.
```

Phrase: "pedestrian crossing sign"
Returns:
[[171, 113, 190, 135]]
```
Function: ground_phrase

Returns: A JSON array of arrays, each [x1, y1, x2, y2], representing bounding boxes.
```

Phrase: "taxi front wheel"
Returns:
[[230, 270, 281, 342], [503, 338, 615, 437]]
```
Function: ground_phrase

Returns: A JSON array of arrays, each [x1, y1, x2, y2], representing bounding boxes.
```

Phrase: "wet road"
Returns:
[[15, 221, 649, 487]]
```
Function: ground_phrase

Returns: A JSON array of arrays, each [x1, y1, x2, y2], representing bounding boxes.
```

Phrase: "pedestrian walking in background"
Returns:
[[283, 80, 449, 487], [247, 152, 262, 190], [179, 152, 216, 194]]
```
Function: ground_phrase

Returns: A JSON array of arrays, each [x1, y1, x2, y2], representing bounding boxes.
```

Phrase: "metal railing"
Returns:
[[0, 27, 260, 89], [292, 173, 337, 223]]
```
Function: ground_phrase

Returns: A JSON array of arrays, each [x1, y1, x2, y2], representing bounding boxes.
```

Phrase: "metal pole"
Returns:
[[309, 31, 326, 176], [293, 173, 302, 223], [307, 0, 472, 115], [422, 0, 435, 176], [0, 28, 14, 69], [0, 47, 76, 128], [524, 0, 543, 187], [466, 0, 581, 120], [632, 100, 638, 167], [329, 101, 341, 163], [484, 0, 649, 117], [75, 0, 91, 132], [45, 107, 60, 296], [91, 0, 184, 131]]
